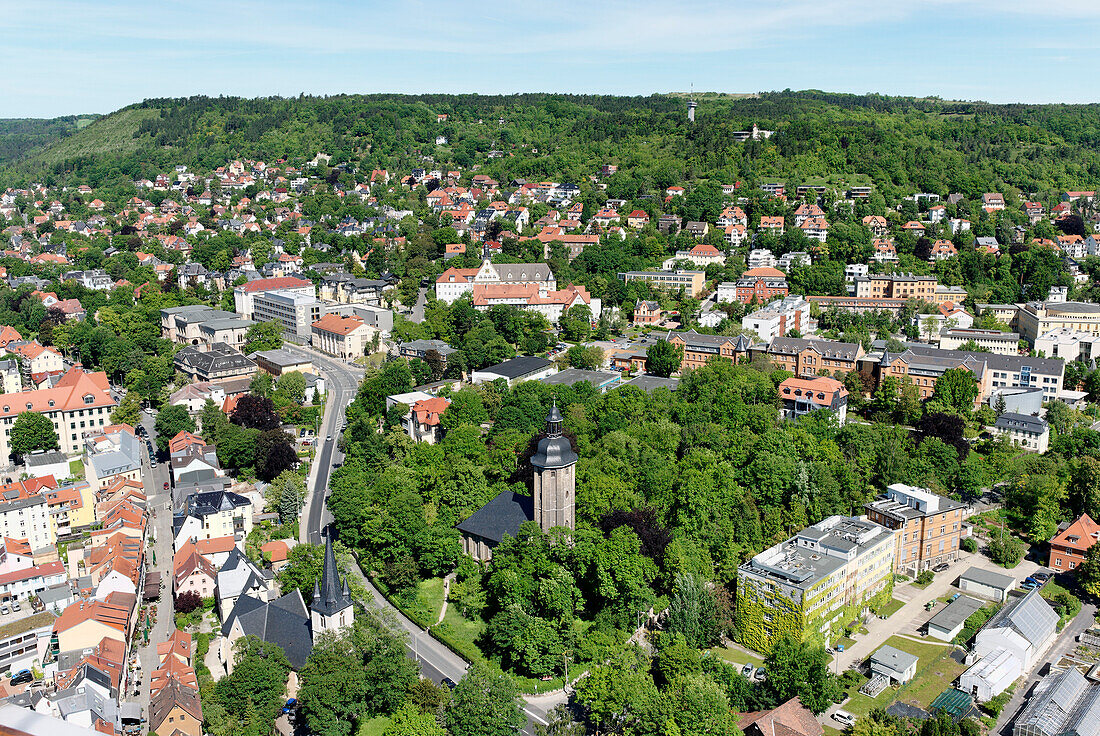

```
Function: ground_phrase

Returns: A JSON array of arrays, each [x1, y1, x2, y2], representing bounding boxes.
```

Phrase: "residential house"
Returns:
[[632, 300, 664, 325], [400, 397, 450, 445], [733, 267, 789, 304], [777, 376, 848, 423], [1048, 513, 1100, 572]]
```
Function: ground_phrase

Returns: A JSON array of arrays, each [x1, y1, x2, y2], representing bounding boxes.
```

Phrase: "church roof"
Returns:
[[455, 491, 533, 545], [530, 402, 578, 470], [311, 534, 352, 618]]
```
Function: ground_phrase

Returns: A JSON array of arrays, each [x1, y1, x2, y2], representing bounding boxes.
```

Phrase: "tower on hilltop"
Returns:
[[688, 84, 698, 123], [530, 400, 578, 532]]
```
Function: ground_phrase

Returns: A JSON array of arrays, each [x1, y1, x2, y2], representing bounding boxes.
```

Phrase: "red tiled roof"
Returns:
[[237, 276, 310, 292], [1051, 514, 1100, 552]]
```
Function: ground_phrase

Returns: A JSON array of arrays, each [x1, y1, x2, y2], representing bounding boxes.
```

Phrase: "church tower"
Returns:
[[530, 400, 578, 531], [310, 533, 354, 643]]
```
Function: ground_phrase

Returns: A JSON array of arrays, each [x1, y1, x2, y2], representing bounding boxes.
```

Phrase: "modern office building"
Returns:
[[736, 515, 894, 652]]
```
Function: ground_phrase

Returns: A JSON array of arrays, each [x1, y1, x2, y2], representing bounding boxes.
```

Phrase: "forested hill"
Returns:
[[8, 91, 1100, 200], [0, 115, 97, 166]]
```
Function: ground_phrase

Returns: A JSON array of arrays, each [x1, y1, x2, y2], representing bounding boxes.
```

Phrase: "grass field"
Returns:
[[410, 577, 446, 625], [68, 459, 84, 480], [842, 635, 965, 717], [356, 716, 390, 736]]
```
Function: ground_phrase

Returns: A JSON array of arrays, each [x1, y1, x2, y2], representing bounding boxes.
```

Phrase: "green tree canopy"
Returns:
[[10, 411, 59, 457]]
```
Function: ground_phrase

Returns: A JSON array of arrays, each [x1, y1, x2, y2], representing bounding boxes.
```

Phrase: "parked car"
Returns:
[[1021, 581, 1038, 590], [281, 698, 297, 714], [754, 668, 767, 682], [741, 664, 754, 677], [163, 482, 170, 490], [833, 711, 857, 727], [933, 563, 950, 573], [10, 670, 32, 685], [0, 606, 10, 615], [1034, 571, 1053, 581]]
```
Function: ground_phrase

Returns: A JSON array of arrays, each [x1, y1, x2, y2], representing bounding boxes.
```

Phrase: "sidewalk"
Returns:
[[832, 550, 1039, 672]]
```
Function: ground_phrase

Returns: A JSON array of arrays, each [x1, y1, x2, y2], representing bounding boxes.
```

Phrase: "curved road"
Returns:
[[294, 343, 558, 735]]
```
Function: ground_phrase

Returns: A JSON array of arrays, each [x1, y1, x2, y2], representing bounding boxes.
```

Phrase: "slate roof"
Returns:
[[174, 343, 256, 375], [456, 491, 533, 545], [311, 534, 352, 618], [995, 412, 1049, 434], [222, 590, 313, 669]]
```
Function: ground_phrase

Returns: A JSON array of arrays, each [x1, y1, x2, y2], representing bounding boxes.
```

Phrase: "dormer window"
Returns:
[[48, 400, 54, 408], [84, 395, 94, 404], [25, 403, 31, 410]]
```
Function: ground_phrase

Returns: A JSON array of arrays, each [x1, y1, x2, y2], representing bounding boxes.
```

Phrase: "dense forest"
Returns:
[[8, 91, 1100, 203]]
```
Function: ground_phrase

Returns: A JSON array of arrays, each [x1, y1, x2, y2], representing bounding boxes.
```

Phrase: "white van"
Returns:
[[832, 710, 857, 727]]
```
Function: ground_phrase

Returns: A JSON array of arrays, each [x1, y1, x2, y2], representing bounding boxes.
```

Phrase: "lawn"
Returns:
[[409, 577, 446, 626], [879, 598, 906, 618], [68, 460, 84, 480], [707, 645, 766, 670], [845, 635, 966, 717], [357, 716, 390, 736]]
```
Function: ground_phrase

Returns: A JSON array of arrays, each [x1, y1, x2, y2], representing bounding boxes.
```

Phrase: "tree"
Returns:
[[987, 532, 1025, 568], [445, 665, 526, 736], [560, 305, 592, 342], [175, 590, 201, 613], [153, 404, 195, 454], [565, 344, 604, 370], [932, 367, 978, 412], [276, 543, 325, 599], [763, 634, 840, 713], [214, 636, 292, 732], [645, 340, 683, 378], [298, 632, 370, 736], [111, 392, 142, 426], [268, 469, 306, 521], [385, 703, 446, 736], [231, 394, 281, 430], [274, 371, 307, 406], [244, 320, 284, 352], [665, 573, 719, 649], [254, 429, 298, 482], [1077, 543, 1100, 598], [9, 411, 59, 458], [250, 371, 274, 398]]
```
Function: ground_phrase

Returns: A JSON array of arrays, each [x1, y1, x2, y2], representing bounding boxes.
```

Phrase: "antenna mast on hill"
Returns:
[[688, 84, 698, 123]]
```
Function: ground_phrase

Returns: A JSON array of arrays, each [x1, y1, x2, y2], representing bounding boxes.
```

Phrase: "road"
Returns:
[[284, 344, 363, 547], [131, 411, 175, 718], [294, 343, 557, 734], [410, 286, 428, 323]]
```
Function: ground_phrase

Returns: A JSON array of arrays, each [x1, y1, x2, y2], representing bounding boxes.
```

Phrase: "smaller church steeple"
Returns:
[[310, 533, 354, 642], [531, 399, 578, 532]]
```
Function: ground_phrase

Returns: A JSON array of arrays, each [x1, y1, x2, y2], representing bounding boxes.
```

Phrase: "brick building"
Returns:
[[864, 483, 965, 575], [1049, 514, 1100, 572]]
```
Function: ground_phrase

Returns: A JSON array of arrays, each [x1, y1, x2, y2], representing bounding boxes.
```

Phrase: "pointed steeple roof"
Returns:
[[311, 533, 352, 617]]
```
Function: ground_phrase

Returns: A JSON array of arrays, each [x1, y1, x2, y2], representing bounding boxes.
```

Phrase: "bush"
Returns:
[[1041, 583, 1081, 620], [984, 686, 1014, 717], [988, 534, 1025, 568], [916, 570, 935, 585], [961, 537, 978, 553]]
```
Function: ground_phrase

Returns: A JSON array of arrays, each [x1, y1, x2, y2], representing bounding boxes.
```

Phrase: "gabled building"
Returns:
[[777, 376, 848, 423], [0, 369, 116, 459], [1048, 513, 1100, 572], [991, 412, 1049, 453]]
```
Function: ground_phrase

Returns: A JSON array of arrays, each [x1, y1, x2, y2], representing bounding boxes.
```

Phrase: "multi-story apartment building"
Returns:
[[876, 344, 1063, 403], [766, 337, 863, 377], [742, 296, 811, 342], [437, 260, 556, 304], [0, 495, 54, 553], [864, 483, 965, 576], [620, 270, 706, 298], [252, 290, 324, 340], [0, 369, 116, 459], [854, 273, 938, 301], [736, 516, 894, 652], [937, 329, 1019, 355]]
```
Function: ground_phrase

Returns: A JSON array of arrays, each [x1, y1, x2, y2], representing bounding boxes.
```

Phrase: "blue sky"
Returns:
[[1, 0, 1098, 118]]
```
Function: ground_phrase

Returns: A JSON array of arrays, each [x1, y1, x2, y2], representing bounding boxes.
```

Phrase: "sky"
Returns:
[[1, 0, 1099, 118]]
